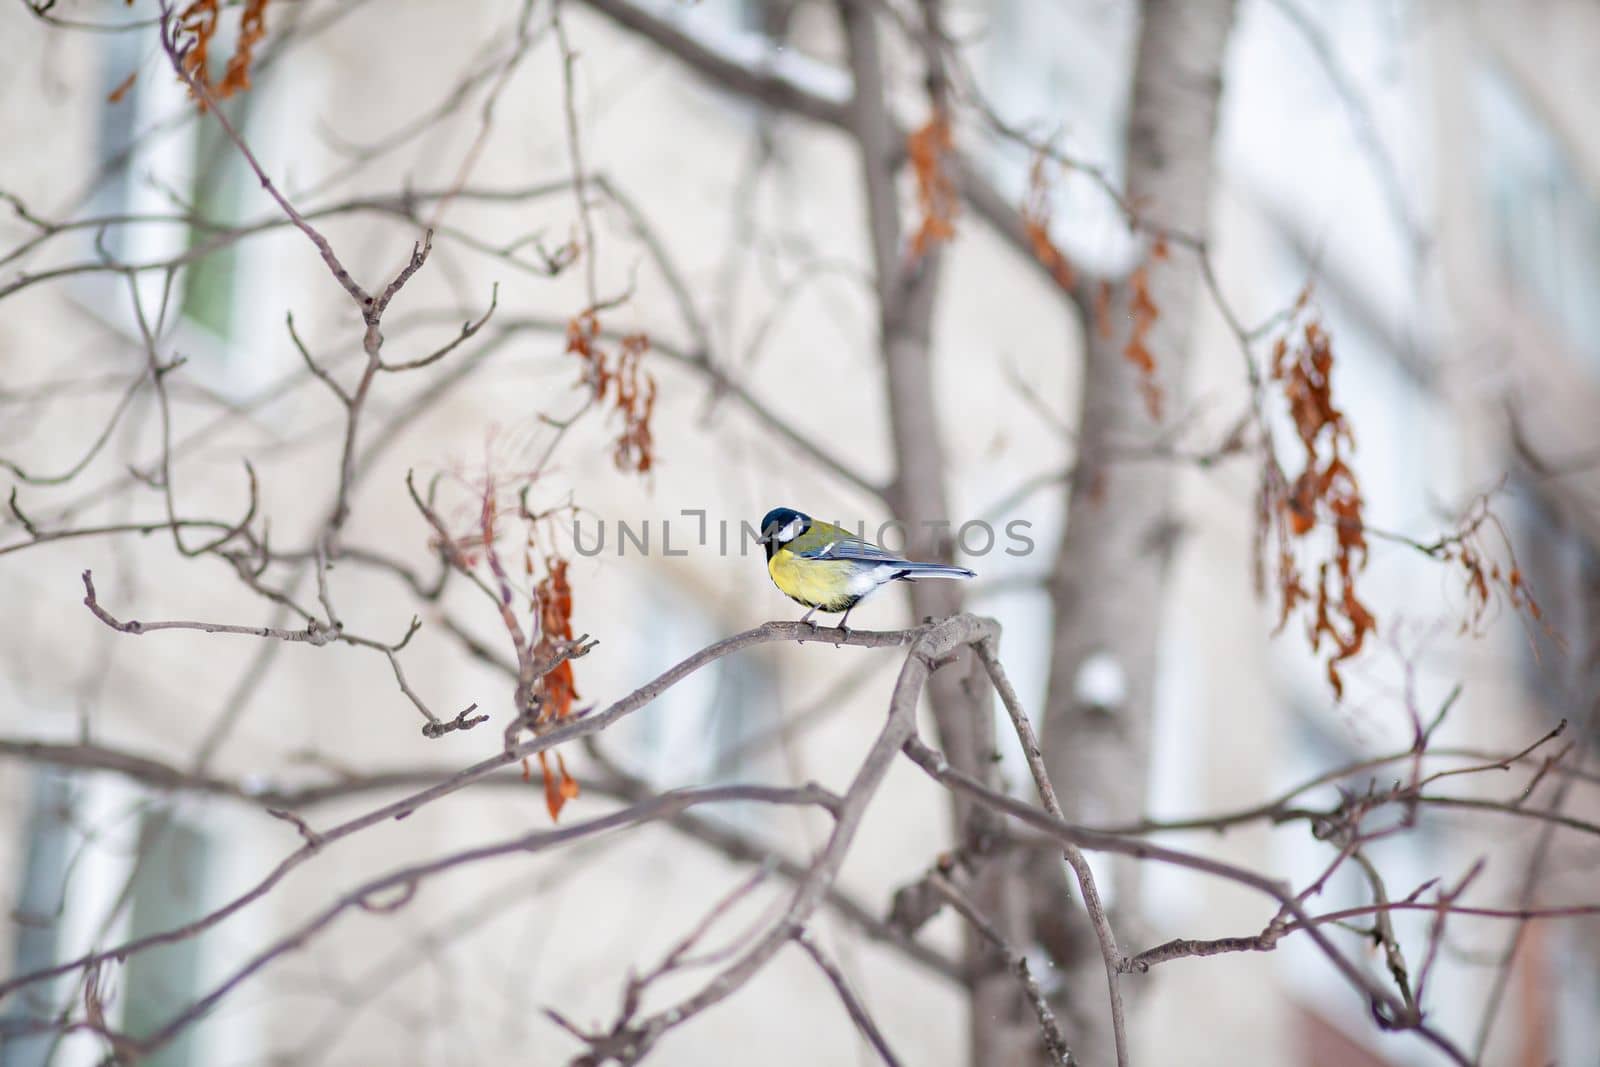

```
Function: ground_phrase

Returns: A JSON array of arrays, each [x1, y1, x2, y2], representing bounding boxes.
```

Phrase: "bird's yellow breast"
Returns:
[[767, 549, 859, 613]]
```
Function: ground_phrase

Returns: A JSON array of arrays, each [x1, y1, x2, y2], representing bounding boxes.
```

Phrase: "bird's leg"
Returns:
[[835, 605, 853, 635], [799, 606, 818, 627]]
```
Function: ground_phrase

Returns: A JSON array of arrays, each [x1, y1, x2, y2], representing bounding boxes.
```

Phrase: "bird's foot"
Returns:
[[796, 610, 820, 643]]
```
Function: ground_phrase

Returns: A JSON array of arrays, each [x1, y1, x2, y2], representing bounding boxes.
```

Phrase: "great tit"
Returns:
[[757, 507, 975, 629]]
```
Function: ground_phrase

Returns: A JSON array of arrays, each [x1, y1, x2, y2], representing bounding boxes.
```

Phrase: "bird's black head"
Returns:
[[757, 507, 810, 560]]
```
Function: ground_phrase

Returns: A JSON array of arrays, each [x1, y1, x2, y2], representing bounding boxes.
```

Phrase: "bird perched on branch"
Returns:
[[757, 507, 975, 630]]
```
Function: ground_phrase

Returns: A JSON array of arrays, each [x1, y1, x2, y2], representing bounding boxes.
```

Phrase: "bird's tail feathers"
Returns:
[[895, 561, 976, 581]]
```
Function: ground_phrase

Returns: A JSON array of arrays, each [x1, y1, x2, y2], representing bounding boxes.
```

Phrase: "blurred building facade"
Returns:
[[3, 1, 1600, 1065]]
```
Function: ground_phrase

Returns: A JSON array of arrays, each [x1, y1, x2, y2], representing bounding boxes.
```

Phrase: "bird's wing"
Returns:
[[793, 534, 906, 565]]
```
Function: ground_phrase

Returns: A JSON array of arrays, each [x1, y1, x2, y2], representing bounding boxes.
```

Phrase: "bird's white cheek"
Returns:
[[779, 517, 805, 542]]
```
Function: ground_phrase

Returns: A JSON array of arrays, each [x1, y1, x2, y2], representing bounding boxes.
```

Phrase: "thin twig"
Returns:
[[927, 871, 1074, 1066], [974, 637, 1126, 1066], [795, 930, 905, 1067]]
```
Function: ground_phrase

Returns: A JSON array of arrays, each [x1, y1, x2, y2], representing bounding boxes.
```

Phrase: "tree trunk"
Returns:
[[836, 2, 1042, 1062], [1034, 1, 1237, 1062]]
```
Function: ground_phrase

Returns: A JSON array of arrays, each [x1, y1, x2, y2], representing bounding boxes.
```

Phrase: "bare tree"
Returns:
[[1035, 3, 1236, 1060]]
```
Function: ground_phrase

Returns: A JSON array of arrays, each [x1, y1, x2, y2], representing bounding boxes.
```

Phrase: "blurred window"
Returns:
[[1274, 711, 1447, 1066], [1, 769, 76, 1067], [679, 0, 786, 41], [2, 773, 213, 1067], [973, 0, 1137, 272], [90, 25, 248, 347], [179, 120, 251, 341], [721, 0, 789, 38], [120, 815, 211, 1067], [1506, 477, 1599, 720], [1474, 60, 1600, 371], [612, 580, 781, 805]]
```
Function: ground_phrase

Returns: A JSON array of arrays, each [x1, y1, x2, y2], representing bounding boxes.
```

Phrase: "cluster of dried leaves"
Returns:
[[480, 486, 583, 820], [567, 311, 657, 475], [530, 555, 581, 819], [1122, 240, 1168, 420], [1429, 494, 1542, 637], [1256, 317, 1375, 698], [1020, 154, 1077, 291], [425, 477, 586, 821], [1250, 308, 1546, 695], [907, 111, 958, 259], [174, 0, 270, 105], [1019, 157, 1165, 418], [408, 311, 657, 822]]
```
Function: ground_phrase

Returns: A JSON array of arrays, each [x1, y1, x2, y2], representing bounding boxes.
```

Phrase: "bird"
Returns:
[[757, 506, 975, 630]]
